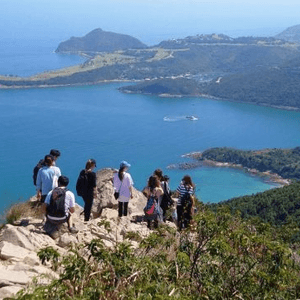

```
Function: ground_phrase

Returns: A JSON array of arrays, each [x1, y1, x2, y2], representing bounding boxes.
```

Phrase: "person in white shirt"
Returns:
[[113, 161, 134, 217], [43, 176, 77, 238]]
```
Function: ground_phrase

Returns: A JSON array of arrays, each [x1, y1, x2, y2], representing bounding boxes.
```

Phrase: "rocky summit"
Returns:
[[0, 168, 176, 299]]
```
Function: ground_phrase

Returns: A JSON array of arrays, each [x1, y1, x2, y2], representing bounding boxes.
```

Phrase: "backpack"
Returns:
[[181, 186, 193, 211], [144, 195, 157, 216], [33, 159, 45, 186], [46, 187, 66, 220], [76, 170, 89, 197]]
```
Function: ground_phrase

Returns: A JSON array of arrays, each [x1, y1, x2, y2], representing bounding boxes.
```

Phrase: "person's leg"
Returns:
[[118, 202, 123, 217], [177, 205, 183, 231], [83, 197, 93, 221], [123, 202, 128, 216], [41, 195, 46, 203]]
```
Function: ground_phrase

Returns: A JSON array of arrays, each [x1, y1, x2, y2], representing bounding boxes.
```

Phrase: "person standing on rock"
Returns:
[[153, 169, 173, 221], [36, 155, 61, 203], [76, 159, 97, 222], [175, 175, 195, 231], [33, 149, 61, 186], [113, 161, 134, 218], [143, 175, 164, 229]]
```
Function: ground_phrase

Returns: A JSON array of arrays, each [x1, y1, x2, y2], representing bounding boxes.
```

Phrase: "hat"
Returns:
[[120, 161, 131, 168], [91, 159, 97, 167]]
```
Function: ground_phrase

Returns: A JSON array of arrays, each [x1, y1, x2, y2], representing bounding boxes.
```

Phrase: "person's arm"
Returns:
[[130, 186, 134, 199], [36, 169, 42, 199], [68, 192, 76, 214]]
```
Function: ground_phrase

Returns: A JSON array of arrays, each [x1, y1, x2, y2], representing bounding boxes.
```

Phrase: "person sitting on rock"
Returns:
[[43, 175, 78, 239]]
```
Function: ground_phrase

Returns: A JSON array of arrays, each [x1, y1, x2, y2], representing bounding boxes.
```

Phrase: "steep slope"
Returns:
[[275, 24, 300, 43]]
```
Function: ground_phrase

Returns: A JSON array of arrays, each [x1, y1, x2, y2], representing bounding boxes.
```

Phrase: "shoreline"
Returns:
[[171, 151, 292, 187], [0, 76, 300, 112]]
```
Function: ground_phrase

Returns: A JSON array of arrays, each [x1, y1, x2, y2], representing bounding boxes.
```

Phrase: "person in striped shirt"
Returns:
[[175, 175, 195, 230]]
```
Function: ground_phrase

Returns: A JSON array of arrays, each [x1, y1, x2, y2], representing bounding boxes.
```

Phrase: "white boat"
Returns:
[[186, 115, 198, 121]]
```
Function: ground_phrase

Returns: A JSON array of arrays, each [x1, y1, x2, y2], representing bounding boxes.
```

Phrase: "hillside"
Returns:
[[209, 181, 300, 226], [1, 28, 300, 111], [200, 147, 300, 180], [275, 24, 300, 43], [56, 28, 147, 54], [2, 169, 300, 299]]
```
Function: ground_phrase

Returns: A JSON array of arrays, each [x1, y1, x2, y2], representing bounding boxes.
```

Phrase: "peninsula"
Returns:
[[179, 146, 300, 185]]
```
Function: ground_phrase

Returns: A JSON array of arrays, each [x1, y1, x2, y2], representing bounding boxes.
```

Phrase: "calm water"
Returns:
[[2, 82, 300, 216], [1, 23, 300, 217]]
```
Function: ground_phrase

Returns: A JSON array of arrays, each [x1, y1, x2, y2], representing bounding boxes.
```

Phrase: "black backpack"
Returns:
[[181, 186, 192, 211], [76, 170, 89, 197], [46, 187, 66, 219], [33, 159, 45, 185]]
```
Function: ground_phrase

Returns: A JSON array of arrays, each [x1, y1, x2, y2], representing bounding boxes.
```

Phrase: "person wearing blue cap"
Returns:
[[113, 161, 134, 217]]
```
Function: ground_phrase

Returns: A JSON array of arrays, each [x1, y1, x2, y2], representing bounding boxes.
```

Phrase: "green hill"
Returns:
[[209, 182, 300, 226], [56, 28, 147, 54]]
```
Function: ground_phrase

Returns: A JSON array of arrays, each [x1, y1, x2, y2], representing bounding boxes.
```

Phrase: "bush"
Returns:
[[14, 206, 300, 300]]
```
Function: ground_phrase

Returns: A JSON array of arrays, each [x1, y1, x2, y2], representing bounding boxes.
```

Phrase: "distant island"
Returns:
[[56, 28, 147, 55], [1, 26, 300, 110]]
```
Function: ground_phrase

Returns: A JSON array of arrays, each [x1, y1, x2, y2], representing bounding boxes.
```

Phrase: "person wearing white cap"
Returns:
[[113, 161, 134, 217]]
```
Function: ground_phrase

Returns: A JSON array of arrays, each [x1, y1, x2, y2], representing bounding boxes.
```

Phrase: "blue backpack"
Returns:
[[144, 195, 157, 215]]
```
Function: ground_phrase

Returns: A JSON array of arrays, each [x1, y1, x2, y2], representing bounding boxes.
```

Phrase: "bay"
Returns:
[[1, 82, 300, 216]]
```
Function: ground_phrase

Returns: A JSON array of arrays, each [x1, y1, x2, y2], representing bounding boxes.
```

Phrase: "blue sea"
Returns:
[[1, 25, 300, 218]]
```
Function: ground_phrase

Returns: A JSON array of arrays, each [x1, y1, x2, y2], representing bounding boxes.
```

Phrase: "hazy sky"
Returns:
[[1, 0, 300, 45]]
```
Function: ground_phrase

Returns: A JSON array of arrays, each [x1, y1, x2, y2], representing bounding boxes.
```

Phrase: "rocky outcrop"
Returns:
[[0, 168, 170, 299]]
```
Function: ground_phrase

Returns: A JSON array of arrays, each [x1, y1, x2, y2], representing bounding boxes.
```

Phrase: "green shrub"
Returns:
[[14, 207, 300, 300]]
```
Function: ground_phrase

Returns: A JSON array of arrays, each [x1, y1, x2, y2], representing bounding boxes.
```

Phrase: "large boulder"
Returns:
[[92, 169, 147, 218]]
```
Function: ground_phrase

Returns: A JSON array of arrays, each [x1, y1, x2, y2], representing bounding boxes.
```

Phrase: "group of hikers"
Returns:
[[33, 149, 196, 238]]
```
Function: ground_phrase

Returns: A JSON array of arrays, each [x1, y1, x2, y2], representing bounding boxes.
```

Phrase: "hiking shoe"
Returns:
[[69, 226, 78, 234]]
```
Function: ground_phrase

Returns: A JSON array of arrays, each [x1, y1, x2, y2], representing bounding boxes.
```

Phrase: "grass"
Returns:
[[5, 199, 44, 224]]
